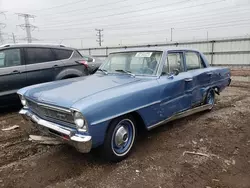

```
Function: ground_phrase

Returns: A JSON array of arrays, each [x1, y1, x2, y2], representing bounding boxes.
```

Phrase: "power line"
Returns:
[[27, 0, 87, 12], [96, 29, 104, 46], [39, 22, 250, 41], [16, 13, 38, 43], [37, 0, 202, 27], [39, 0, 130, 18], [39, 6, 250, 33], [36, 0, 231, 35], [39, 7, 250, 33]]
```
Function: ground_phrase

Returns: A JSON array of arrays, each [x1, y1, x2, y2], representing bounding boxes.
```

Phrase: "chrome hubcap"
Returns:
[[114, 126, 128, 147]]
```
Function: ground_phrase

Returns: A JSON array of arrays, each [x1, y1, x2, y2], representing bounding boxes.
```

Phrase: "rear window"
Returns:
[[53, 49, 73, 60], [25, 48, 56, 64], [185, 52, 205, 70]]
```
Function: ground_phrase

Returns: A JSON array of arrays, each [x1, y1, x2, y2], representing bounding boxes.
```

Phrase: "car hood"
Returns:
[[22, 74, 141, 108]]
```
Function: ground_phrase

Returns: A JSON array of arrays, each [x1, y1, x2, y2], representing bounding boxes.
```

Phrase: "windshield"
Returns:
[[100, 51, 162, 76]]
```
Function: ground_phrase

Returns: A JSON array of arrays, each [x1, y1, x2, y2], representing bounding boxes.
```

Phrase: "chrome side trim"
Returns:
[[91, 100, 161, 125], [147, 104, 212, 130]]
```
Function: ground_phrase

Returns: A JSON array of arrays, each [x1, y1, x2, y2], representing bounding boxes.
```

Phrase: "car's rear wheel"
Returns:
[[102, 115, 136, 162], [205, 89, 215, 110]]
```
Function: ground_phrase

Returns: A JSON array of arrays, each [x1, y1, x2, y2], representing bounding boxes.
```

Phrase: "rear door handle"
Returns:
[[11, 70, 21, 74], [53, 65, 59, 68], [185, 78, 193, 82], [207, 72, 213, 76]]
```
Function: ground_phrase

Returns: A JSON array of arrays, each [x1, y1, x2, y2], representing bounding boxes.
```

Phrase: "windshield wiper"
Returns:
[[97, 68, 108, 75], [115, 69, 135, 77]]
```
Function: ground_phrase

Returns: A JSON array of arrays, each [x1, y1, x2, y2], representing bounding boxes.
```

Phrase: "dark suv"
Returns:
[[0, 43, 101, 107]]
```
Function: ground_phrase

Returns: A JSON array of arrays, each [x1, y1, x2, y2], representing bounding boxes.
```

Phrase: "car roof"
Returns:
[[0, 43, 75, 51], [109, 47, 200, 54]]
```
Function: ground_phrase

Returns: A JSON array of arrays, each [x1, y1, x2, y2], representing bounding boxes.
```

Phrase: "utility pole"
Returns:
[[12, 33, 17, 43], [0, 12, 7, 45], [95, 28, 103, 46], [171, 28, 174, 42], [0, 23, 7, 44], [206, 31, 209, 52], [16, 13, 37, 43]]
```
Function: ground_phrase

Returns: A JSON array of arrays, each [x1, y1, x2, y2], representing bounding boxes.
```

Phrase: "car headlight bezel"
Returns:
[[19, 95, 27, 107], [73, 111, 88, 132]]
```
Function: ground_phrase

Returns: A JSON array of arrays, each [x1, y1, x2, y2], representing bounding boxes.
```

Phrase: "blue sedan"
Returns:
[[17, 48, 231, 162]]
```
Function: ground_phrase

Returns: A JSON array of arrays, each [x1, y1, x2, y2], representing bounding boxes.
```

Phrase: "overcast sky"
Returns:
[[0, 0, 250, 48]]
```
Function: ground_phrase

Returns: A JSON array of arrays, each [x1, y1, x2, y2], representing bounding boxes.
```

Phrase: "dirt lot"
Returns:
[[0, 81, 250, 188], [231, 68, 250, 77]]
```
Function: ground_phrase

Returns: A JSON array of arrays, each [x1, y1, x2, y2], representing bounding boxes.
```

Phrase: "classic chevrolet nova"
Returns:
[[18, 48, 231, 162]]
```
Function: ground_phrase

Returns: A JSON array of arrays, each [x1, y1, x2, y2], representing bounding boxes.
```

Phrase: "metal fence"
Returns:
[[78, 37, 250, 67]]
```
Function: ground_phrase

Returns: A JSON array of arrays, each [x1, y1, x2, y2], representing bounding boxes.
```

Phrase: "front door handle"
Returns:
[[11, 70, 21, 74], [185, 78, 193, 82], [53, 65, 59, 68], [207, 72, 213, 76]]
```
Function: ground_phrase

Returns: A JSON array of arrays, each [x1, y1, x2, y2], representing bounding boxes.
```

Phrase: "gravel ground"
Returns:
[[0, 82, 250, 188], [231, 68, 250, 77]]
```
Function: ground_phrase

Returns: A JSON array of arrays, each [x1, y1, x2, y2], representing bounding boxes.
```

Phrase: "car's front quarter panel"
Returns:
[[72, 78, 161, 146]]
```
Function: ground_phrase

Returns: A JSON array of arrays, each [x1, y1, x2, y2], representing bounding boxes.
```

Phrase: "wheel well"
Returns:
[[129, 111, 147, 132], [61, 75, 79, 79], [105, 111, 147, 136], [212, 86, 220, 95]]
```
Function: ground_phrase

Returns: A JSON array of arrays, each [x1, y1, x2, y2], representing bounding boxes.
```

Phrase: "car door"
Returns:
[[0, 48, 26, 105], [24, 47, 60, 86], [185, 51, 210, 105], [158, 51, 193, 120], [51, 48, 73, 76]]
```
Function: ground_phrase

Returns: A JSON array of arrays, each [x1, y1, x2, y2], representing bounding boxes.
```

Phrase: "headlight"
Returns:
[[73, 111, 87, 131], [20, 96, 27, 107]]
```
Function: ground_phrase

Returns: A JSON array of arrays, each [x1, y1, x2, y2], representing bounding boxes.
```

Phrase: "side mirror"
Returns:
[[167, 69, 179, 79], [173, 69, 179, 76], [161, 72, 167, 76]]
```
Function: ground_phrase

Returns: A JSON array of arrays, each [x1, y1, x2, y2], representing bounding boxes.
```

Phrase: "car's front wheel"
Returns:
[[102, 115, 136, 162]]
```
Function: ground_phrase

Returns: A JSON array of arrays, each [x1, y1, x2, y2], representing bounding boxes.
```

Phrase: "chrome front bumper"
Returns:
[[19, 109, 92, 153]]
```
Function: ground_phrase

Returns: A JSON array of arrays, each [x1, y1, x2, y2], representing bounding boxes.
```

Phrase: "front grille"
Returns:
[[26, 99, 74, 125]]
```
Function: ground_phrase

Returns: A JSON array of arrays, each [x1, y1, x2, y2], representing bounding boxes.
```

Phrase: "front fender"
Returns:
[[72, 79, 161, 124], [80, 87, 161, 147]]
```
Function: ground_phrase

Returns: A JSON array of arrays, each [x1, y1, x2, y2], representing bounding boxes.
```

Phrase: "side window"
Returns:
[[53, 49, 73, 60], [185, 52, 204, 70], [162, 52, 184, 74], [25, 48, 56, 64], [0, 49, 21, 68]]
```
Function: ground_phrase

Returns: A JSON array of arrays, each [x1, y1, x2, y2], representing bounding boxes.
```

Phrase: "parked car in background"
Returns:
[[0, 43, 102, 107], [18, 48, 231, 162]]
